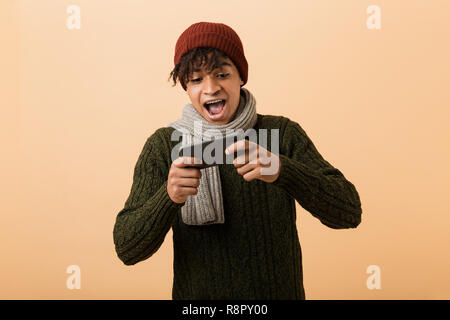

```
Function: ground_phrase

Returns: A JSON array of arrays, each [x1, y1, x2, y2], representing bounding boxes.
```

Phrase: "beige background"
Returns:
[[1, 0, 449, 299]]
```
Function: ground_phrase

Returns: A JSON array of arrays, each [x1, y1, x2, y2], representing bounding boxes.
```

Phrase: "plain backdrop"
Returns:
[[1, 0, 449, 299]]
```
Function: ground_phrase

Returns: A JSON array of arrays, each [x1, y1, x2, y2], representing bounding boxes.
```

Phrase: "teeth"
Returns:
[[205, 99, 223, 105]]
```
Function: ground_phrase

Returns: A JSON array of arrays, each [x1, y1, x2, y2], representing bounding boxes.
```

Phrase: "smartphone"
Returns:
[[178, 132, 249, 169]]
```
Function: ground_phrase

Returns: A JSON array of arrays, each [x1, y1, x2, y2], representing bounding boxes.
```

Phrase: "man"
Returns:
[[113, 21, 362, 299]]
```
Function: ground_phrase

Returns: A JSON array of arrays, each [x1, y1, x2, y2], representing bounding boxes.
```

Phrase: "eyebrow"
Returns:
[[193, 61, 232, 73]]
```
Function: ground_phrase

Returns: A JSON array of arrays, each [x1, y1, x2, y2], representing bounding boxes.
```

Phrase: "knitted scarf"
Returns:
[[167, 87, 258, 225]]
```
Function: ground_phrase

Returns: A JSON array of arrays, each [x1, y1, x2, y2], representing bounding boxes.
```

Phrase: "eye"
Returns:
[[189, 73, 229, 83]]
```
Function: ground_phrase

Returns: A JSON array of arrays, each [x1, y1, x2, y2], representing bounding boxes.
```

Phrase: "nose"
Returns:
[[202, 75, 221, 95]]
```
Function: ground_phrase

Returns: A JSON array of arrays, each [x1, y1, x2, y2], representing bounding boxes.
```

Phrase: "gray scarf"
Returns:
[[167, 87, 258, 225]]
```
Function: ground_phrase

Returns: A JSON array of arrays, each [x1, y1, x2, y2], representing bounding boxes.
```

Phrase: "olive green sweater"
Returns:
[[113, 114, 362, 299]]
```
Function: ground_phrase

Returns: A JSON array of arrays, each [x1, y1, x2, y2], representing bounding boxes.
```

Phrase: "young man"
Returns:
[[113, 22, 362, 299]]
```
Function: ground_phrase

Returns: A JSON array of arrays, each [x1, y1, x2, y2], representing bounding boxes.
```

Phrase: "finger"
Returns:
[[225, 139, 249, 155], [234, 149, 259, 167], [256, 147, 272, 166], [255, 152, 272, 167], [177, 186, 199, 196], [242, 167, 261, 182], [236, 162, 257, 176], [229, 143, 256, 173], [176, 177, 201, 188], [173, 156, 204, 168], [233, 150, 248, 166], [178, 167, 202, 179]]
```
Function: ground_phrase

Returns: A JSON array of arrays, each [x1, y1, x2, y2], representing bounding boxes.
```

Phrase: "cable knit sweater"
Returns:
[[112, 114, 362, 299]]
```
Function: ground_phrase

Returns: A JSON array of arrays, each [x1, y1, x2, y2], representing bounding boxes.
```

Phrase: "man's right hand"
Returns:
[[167, 156, 204, 204]]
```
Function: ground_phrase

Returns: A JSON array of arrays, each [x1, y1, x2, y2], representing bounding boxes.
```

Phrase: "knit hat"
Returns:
[[174, 22, 248, 91]]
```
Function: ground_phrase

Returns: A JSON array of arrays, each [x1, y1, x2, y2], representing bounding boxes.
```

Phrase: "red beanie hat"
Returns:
[[174, 21, 248, 91]]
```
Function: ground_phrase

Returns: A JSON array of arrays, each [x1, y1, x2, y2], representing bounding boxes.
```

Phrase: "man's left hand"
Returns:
[[225, 139, 281, 183]]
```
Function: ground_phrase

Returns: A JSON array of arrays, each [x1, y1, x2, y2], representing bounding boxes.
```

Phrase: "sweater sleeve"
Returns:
[[272, 119, 362, 229], [113, 129, 184, 265]]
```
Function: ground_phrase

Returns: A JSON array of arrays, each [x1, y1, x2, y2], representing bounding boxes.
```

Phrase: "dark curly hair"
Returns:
[[168, 47, 232, 89]]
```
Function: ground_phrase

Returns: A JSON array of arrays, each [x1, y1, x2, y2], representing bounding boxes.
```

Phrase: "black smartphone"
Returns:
[[178, 132, 249, 169]]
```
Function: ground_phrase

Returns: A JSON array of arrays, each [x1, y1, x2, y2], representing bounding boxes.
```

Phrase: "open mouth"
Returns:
[[203, 99, 227, 119]]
